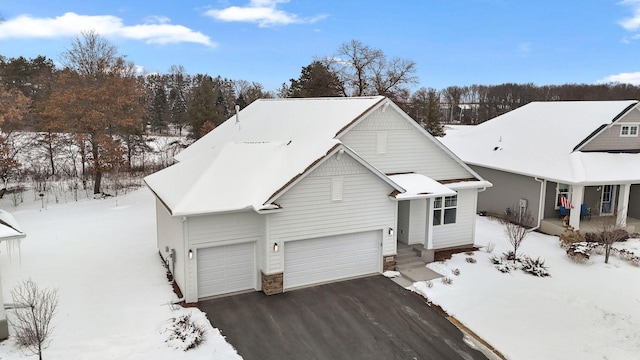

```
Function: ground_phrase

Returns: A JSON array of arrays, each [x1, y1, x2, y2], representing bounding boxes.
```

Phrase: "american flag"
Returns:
[[560, 195, 572, 209]]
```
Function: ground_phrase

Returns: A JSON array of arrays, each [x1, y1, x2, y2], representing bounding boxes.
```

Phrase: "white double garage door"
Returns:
[[197, 230, 381, 298]]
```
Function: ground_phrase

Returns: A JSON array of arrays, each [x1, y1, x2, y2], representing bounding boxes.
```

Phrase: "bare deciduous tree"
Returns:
[[10, 279, 59, 360], [501, 208, 534, 262], [596, 219, 628, 264]]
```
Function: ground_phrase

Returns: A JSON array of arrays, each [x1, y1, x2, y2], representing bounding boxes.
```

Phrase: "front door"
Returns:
[[600, 185, 616, 215]]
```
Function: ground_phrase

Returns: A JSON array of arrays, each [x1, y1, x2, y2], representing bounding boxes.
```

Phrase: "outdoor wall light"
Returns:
[[188, 249, 193, 259], [273, 243, 279, 252], [388, 228, 394, 236]]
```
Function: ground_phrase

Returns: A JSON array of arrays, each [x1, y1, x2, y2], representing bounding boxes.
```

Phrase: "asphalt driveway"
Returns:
[[199, 275, 487, 360]]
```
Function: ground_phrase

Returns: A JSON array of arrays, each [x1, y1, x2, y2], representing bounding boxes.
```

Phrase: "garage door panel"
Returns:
[[284, 231, 380, 289], [197, 242, 255, 298]]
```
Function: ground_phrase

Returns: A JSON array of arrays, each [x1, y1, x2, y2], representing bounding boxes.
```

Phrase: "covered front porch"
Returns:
[[541, 181, 640, 236], [539, 215, 640, 237]]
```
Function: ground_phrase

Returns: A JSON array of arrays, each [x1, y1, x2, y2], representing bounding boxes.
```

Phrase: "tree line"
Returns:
[[2, 33, 640, 194]]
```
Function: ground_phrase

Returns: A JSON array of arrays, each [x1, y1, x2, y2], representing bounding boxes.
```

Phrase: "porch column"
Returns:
[[569, 185, 584, 229], [425, 198, 434, 250], [617, 183, 631, 228]]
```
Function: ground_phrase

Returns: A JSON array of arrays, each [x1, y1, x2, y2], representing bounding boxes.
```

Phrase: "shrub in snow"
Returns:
[[566, 242, 599, 263], [584, 232, 600, 243], [465, 251, 474, 256], [485, 242, 495, 253], [425, 280, 433, 288], [559, 226, 585, 247], [490, 255, 514, 273], [164, 314, 206, 351], [441, 277, 453, 285], [465, 257, 477, 264], [612, 229, 630, 242], [491, 253, 550, 276], [520, 256, 550, 277], [452, 268, 461, 276]]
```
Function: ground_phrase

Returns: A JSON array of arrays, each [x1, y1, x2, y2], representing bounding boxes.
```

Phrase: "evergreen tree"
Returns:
[[286, 61, 342, 97]]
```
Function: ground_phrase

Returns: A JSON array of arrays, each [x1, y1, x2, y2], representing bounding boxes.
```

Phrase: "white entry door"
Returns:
[[197, 242, 255, 299], [284, 231, 380, 290]]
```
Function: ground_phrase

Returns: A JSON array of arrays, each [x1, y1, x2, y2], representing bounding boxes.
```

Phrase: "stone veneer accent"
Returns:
[[383, 255, 396, 271], [261, 271, 283, 295]]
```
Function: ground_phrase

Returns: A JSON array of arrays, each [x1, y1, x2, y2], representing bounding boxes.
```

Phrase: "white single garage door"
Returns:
[[284, 230, 380, 289], [197, 242, 255, 298]]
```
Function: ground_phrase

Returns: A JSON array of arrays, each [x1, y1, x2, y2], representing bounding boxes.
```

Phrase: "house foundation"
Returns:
[[383, 255, 396, 271], [261, 272, 283, 295]]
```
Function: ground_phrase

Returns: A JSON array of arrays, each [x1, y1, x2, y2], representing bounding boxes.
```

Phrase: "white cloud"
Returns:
[[597, 71, 640, 85], [0, 12, 214, 47], [205, 0, 327, 27], [619, 0, 640, 31]]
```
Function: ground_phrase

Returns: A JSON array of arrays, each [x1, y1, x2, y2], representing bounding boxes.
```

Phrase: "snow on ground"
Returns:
[[410, 216, 640, 360], [0, 187, 241, 359]]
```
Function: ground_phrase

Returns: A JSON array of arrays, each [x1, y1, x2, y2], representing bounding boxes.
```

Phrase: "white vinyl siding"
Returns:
[[266, 152, 395, 274], [155, 199, 186, 295], [197, 243, 255, 298], [339, 108, 473, 180], [283, 231, 380, 289], [432, 189, 476, 249]]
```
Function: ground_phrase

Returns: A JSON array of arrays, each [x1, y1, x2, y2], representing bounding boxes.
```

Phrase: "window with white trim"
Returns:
[[433, 195, 457, 225], [555, 183, 571, 210], [620, 124, 639, 137]]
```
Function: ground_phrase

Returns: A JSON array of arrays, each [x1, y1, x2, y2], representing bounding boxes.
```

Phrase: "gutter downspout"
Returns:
[[532, 177, 546, 231]]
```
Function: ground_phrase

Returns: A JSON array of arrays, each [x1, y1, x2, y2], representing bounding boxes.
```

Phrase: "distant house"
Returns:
[[441, 100, 640, 236], [0, 210, 26, 340], [144, 96, 490, 302]]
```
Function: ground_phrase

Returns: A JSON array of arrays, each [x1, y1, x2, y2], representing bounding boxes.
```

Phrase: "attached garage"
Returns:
[[197, 242, 255, 298], [284, 231, 381, 290]]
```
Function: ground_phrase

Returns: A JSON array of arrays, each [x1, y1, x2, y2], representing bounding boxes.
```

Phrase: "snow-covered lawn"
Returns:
[[411, 216, 640, 360], [0, 187, 241, 359]]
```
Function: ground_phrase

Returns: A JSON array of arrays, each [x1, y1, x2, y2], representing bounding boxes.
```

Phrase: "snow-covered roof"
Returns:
[[0, 209, 26, 240], [441, 100, 640, 184], [389, 174, 456, 200], [145, 96, 397, 216], [175, 96, 385, 162]]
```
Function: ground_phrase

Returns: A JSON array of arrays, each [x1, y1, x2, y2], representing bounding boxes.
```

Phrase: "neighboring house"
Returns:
[[441, 100, 640, 236], [144, 96, 490, 302], [0, 210, 26, 340]]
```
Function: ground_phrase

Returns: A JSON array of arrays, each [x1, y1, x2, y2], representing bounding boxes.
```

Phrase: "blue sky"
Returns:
[[2, 0, 640, 93]]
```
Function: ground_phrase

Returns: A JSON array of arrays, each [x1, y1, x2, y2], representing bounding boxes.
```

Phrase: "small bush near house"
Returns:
[[452, 268, 461, 276], [612, 229, 630, 242], [465, 257, 477, 264], [520, 257, 550, 277], [490, 253, 551, 276], [465, 251, 474, 256], [425, 280, 433, 288], [164, 314, 206, 351], [441, 277, 453, 285], [485, 242, 495, 253], [559, 226, 585, 247]]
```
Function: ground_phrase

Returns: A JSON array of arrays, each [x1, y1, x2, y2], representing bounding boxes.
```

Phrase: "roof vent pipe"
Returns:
[[235, 104, 240, 124]]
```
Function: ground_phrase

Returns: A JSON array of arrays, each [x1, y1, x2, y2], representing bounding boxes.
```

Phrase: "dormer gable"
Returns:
[[577, 103, 640, 153]]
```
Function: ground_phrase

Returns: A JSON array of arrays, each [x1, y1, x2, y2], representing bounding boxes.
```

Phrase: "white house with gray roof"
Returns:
[[145, 96, 490, 302], [442, 100, 640, 236]]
